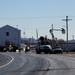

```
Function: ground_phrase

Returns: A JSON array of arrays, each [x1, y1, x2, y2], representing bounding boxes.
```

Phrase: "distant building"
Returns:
[[63, 40, 75, 52], [0, 25, 21, 47]]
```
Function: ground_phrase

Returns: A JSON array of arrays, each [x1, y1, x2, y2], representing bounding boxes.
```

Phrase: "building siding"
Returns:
[[0, 25, 21, 47]]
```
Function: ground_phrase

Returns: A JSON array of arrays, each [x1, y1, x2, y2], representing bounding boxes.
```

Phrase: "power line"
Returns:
[[0, 16, 75, 20], [0, 16, 71, 19]]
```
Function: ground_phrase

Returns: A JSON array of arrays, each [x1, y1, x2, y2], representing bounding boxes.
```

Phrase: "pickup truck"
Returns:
[[36, 43, 52, 54]]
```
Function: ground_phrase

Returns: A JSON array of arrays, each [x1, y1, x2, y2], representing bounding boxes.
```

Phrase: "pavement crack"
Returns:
[[50, 68, 75, 71]]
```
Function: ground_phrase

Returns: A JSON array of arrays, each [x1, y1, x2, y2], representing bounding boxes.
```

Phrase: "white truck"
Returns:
[[36, 36, 52, 54], [49, 29, 63, 54]]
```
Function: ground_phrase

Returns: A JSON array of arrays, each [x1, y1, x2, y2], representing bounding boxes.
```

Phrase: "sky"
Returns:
[[0, 0, 75, 40]]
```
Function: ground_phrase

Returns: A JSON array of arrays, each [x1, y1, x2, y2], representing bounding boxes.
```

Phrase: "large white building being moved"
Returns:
[[0, 25, 21, 51]]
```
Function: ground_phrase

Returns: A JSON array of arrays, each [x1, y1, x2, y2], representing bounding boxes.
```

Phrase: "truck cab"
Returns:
[[36, 36, 52, 54], [4, 42, 13, 52]]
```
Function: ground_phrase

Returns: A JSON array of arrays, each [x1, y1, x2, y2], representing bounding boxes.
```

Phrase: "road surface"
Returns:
[[0, 52, 75, 75]]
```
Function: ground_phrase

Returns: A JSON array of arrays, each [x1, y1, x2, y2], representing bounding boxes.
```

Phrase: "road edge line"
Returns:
[[0, 55, 14, 68]]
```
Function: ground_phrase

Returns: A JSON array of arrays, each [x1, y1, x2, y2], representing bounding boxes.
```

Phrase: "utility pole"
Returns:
[[52, 24, 54, 48], [23, 28, 25, 38], [36, 29, 38, 40], [62, 16, 72, 53], [52, 24, 53, 39], [72, 35, 74, 40], [62, 16, 72, 43], [32, 36, 33, 44]]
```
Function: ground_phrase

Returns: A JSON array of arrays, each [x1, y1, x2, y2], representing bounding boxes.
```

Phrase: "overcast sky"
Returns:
[[0, 0, 75, 40]]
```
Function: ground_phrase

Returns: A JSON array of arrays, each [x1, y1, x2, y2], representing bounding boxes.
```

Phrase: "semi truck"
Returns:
[[3, 41, 19, 52], [36, 36, 52, 54], [0, 41, 20, 52]]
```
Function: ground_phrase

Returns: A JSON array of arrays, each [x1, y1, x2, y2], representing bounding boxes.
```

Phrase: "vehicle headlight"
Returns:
[[28, 47, 29, 49]]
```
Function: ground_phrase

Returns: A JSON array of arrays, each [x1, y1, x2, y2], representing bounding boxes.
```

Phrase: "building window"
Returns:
[[6, 32, 9, 36]]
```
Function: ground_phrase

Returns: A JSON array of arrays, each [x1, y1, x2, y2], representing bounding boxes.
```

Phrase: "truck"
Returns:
[[0, 25, 21, 52], [49, 29, 63, 54], [36, 36, 52, 54], [3, 41, 17, 52]]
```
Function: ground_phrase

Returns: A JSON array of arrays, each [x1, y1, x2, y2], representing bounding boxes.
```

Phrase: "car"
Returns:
[[52, 46, 63, 54]]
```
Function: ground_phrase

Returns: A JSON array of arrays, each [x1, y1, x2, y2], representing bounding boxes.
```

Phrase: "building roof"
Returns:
[[0, 25, 21, 31]]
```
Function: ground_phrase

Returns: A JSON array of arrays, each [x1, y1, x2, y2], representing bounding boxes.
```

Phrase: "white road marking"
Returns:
[[43, 57, 51, 70], [0, 55, 14, 68]]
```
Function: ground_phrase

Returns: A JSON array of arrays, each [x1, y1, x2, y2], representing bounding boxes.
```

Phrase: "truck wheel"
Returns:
[[61, 51, 63, 54], [36, 51, 41, 54], [49, 51, 52, 54], [44, 52, 48, 54]]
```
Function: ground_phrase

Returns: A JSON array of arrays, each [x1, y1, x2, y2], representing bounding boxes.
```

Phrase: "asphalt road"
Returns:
[[0, 52, 75, 75]]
